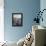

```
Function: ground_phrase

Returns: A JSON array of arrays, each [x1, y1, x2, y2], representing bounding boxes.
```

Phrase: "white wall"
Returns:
[[0, 0, 4, 42]]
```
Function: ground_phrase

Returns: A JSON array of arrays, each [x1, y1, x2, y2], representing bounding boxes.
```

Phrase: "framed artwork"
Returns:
[[12, 13, 23, 26]]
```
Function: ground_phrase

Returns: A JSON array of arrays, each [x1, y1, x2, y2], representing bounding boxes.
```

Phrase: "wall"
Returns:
[[40, 0, 46, 27], [4, 0, 40, 42], [0, 0, 4, 42]]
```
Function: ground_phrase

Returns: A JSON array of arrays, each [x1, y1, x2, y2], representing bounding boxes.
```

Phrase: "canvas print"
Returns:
[[12, 13, 23, 26]]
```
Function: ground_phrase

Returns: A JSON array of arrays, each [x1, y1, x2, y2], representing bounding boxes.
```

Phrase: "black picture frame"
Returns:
[[12, 13, 23, 26]]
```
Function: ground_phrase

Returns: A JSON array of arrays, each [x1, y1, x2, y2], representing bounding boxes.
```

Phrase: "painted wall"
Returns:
[[4, 0, 40, 42], [40, 0, 46, 27]]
